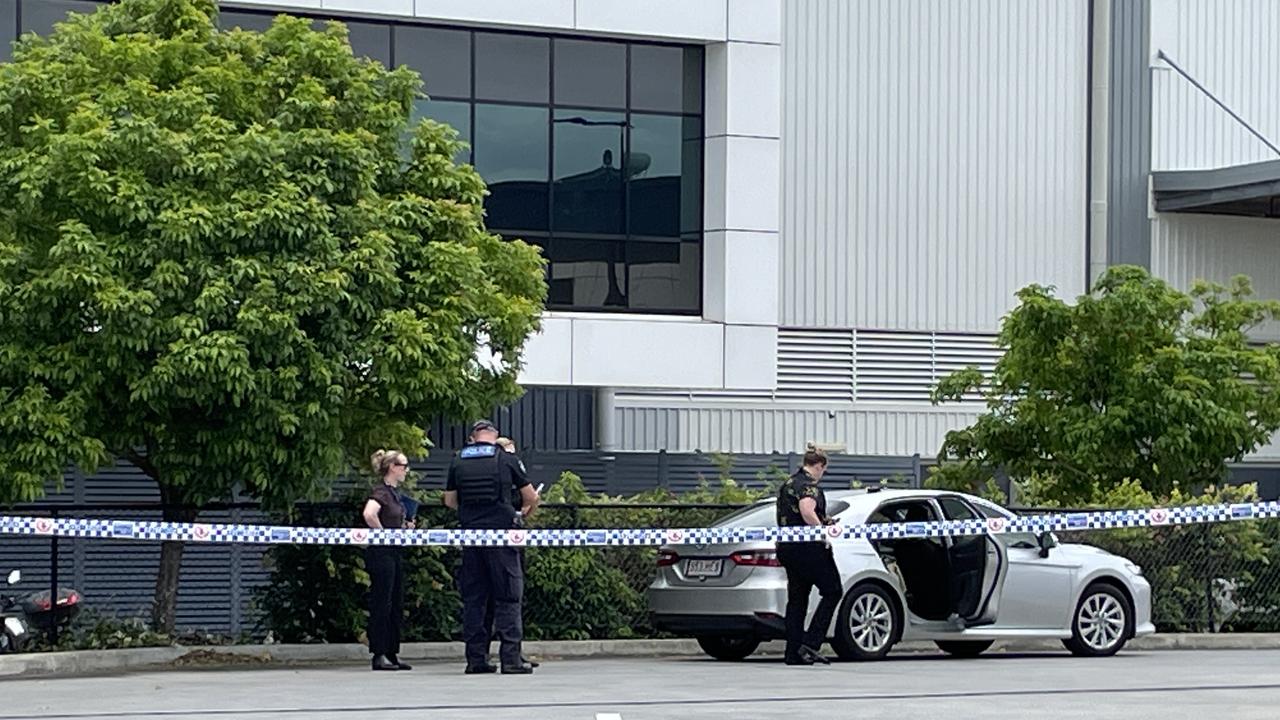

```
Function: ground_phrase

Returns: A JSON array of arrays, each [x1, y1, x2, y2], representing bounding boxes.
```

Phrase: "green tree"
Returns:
[[929, 266, 1280, 505], [0, 0, 545, 631]]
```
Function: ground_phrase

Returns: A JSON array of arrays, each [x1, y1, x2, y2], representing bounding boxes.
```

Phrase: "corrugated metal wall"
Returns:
[[427, 387, 595, 451], [1150, 0, 1280, 171], [612, 403, 980, 456], [1150, 214, 1280, 342], [1145, 0, 1280, 342], [779, 0, 1090, 331]]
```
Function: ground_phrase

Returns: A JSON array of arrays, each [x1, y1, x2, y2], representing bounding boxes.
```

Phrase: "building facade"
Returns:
[[5, 0, 1280, 464]]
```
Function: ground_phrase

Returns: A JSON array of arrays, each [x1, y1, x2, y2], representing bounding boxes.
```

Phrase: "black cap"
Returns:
[[471, 419, 498, 434]]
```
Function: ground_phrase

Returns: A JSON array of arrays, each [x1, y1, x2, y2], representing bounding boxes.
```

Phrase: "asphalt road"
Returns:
[[1, 649, 1277, 720]]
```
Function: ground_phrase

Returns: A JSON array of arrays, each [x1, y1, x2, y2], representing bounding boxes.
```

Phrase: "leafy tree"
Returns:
[[0, 0, 545, 631], [929, 266, 1280, 505]]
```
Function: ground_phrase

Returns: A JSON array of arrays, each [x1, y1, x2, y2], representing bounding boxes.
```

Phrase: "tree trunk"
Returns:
[[151, 486, 196, 634]]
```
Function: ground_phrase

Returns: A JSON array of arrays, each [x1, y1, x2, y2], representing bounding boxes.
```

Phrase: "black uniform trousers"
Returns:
[[484, 548, 527, 639], [365, 546, 404, 657], [461, 547, 524, 668], [776, 542, 842, 659]]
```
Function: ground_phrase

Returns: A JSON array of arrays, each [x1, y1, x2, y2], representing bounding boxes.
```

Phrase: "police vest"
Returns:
[[454, 444, 505, 507]]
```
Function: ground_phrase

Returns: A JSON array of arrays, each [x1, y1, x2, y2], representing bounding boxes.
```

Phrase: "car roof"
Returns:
[[744, 487, 979, 509]]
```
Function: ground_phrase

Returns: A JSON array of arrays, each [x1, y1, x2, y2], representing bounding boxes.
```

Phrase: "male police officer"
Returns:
[[444, 420, 540, 675]]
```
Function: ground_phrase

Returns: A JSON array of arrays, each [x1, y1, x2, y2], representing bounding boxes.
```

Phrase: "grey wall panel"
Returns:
[[780, 0, 1089, 331], [1107, 0, 1152, 268], [427, 387, 594, 451]]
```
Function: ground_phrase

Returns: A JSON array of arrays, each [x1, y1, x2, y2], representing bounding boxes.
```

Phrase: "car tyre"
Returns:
[[695, 635, 760, 661], [1063, 582, 1131, 657], [0, 629, 19, 654], [832, 582, 899, 661], [935, 640, 994, 658]]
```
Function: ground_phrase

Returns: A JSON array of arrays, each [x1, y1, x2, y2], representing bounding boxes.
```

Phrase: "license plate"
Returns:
[[685, 559, 723, 578]]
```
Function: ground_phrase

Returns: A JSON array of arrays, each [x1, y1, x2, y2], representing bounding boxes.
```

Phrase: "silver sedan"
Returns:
[[648, 488, 1154, 661]]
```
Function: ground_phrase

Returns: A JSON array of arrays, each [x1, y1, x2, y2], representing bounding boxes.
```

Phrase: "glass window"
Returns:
[[344, 20, 391, 66], [411, 99, 471, 164], [218, 10, 273, 33], [19, 0, 101, 36], [548, 238, 626, 310], [395, 26, 471, 100], [0, 0, 15, 63], [627, 240, 700, 313], [628, 114, 702, 239], [553, 39, 625, 109], [938, 497, 980, 521], [474, 103, 549, 232], [475, 33, 549, 104], [553, 110, 625, 235], [630, 44, 703, 114]]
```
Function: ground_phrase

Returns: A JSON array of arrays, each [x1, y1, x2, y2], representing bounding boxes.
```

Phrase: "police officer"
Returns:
[[488, 437, 539, 669], [775, 443, 838, 666], [443, 420, 539, 675]]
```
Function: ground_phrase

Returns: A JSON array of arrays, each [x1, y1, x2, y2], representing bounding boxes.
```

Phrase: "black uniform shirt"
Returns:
[[776, 468, 828, 527]]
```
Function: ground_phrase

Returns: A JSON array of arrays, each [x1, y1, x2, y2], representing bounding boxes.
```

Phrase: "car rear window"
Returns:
[[712, 500, 851, 527]]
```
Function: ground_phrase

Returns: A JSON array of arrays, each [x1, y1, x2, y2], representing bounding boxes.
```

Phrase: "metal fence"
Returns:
[[6, 500, 1280, 649]]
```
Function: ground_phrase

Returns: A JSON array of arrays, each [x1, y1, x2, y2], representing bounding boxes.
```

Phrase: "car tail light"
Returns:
[[60, 592, 79, 606], [36, 598, 51, 611], [730, 551, 781, 567], [657, 550, 680, 567]]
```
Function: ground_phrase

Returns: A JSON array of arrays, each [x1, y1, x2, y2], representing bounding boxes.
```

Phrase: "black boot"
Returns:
[[372, 654, 399, 671], [387, 654, 412, 670]]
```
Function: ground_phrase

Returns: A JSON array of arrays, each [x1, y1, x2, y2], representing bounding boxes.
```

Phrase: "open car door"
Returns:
[[937, 495, 1008, 626]]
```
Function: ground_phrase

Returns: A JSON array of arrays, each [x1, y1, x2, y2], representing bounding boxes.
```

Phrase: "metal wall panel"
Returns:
[[1108, 0, 1152, 268], [780, 0, 1090, 331], [1150, 0, 1280, 171], [1150, 214, 1280, 341], [426, 387, 594, 451], [613, 402, 980, 457]]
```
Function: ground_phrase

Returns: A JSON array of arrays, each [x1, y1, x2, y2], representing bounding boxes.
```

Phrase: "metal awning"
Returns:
[[1152, 159, 1280, 218]]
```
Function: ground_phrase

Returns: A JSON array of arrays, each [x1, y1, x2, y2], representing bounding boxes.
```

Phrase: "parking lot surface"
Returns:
[[2, 649, 1278, 720]]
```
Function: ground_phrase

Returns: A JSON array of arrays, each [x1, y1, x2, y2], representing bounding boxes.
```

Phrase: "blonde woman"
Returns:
[[363, 449, 413, 671]]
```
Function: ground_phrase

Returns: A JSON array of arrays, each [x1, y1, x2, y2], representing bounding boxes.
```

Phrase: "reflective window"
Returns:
[[345, 21, 391, 65], [554, 39, 625, 109], [475, 33, 549, 104], [0, 0, 15, 63], [553, 110, 625, 235], [474, 104, 549, 232], [627, 240, 700, 312], [395, 26, 471, 100], [628, 114, 702, 239], [19, 0, 101, 36], [630, 45, 703, 114], [411, 99, 471, 164], [219, 10, 274, 33], [549, 238, 626, 310]]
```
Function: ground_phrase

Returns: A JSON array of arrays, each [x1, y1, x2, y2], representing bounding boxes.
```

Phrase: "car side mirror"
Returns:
[[6, 570, 19, 585], [1036, 532, 1056, 558]]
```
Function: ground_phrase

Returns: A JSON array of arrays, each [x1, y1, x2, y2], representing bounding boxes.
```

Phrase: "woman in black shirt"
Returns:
[[362, 449, 413, 671]]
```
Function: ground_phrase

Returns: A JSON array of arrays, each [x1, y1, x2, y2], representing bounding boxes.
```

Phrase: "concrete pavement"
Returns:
[[1, 649, 1279, 719]]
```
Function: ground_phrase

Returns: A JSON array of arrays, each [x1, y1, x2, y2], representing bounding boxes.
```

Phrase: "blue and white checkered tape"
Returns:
[[4, 500, 1280, 547]]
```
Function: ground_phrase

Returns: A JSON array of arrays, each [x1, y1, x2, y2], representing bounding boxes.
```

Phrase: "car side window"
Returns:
[[971, 500, 1038, 549], [938, 497, 979, 521]]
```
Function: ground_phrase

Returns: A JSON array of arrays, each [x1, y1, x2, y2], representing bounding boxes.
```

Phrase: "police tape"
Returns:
[[1, 500, 1278, 547]]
